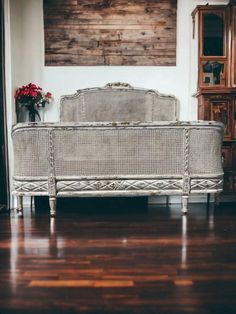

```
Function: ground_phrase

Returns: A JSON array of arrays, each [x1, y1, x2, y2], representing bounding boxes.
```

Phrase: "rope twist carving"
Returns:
[[183, 129, 190, 194], [184, 129, 190, 175], [48, 130, 56, 196]]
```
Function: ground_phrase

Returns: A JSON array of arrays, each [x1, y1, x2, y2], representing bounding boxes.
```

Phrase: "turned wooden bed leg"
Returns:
[[181, 196, 188, 215], [207, 193, 210, 205], [49, 197, 57, 217], [214, 192, 221, 206], [166, 196, 169, 206], [30, 196, 34, 210], [17, 195, 23, 216]]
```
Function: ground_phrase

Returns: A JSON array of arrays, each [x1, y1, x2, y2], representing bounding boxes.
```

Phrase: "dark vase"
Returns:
[[26, 102, 41, 122], [28, 111, 36, 122]]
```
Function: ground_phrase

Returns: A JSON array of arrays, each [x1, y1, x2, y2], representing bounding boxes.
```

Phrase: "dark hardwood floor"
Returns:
[[0, 200, 236, 314]]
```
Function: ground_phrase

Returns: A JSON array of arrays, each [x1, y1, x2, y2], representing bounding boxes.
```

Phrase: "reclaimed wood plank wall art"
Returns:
[[43, 0, 177, 66]]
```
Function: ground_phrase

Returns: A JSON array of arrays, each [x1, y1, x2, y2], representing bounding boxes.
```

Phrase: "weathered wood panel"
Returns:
[[43, 0, 177, 66]]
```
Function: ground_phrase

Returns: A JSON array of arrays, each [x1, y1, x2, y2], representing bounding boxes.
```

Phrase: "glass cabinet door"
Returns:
[[202, 11, 225, 57], [199, 9, 227, 88], [200, 60, 226, 87]]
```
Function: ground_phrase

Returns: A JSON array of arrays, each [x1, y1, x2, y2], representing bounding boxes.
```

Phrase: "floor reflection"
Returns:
[[181, 215, 187, 267], [9, 210, 65, 294]]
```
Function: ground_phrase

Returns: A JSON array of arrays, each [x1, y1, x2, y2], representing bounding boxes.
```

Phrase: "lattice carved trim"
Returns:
[[13, 178, 224, 194], [191, 179, 223, 191], [56, 179, 183, 192], [14, 181, 48, 192]]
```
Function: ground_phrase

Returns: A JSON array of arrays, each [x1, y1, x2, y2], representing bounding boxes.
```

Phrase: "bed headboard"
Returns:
[[60, 82, 178, 122]]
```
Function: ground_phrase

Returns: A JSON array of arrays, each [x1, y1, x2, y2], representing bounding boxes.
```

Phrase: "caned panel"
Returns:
[[53, 128, 184, 176], [13, 130, 49, 177], [189, 128, 223, 175], [60, 90, 177, 122]]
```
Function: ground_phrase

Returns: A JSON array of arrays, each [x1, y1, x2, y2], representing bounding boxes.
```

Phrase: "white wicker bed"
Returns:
[[12, 83, 224, 217]]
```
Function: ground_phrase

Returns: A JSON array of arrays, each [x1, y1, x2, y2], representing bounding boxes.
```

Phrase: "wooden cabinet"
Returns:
[[193, 1, 236, 194], [198, 93, 236, 139], [197, 92, 236, 193]]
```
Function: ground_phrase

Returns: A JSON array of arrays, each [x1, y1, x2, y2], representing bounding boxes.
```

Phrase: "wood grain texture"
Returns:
[[43, 0, 177, 65], [0, 202, 236, 313], [29, 279, 134, 287]]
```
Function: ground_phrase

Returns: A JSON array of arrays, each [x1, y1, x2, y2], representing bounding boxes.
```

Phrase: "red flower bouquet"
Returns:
[[15, 83, 52, 122]]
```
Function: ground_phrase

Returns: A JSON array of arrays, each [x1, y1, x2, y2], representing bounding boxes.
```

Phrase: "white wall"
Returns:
[[6, 0, 229, 207], [10, 0, 44, 123]]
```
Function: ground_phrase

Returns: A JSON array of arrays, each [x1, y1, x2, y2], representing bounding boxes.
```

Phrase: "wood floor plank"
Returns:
[[174, 279, 193, 286], [0, 203, 236, 313], [29, 279, 134, 287]]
